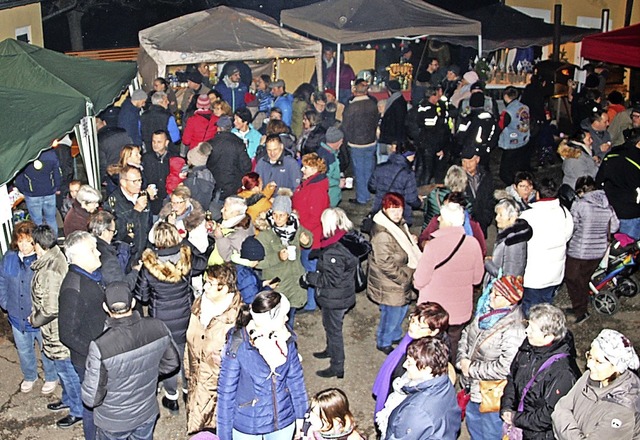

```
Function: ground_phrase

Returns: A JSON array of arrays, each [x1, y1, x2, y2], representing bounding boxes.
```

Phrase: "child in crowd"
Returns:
[[166, 156, 188, 195], [303, 388, 365, 440], [231, 236, 278, 305]]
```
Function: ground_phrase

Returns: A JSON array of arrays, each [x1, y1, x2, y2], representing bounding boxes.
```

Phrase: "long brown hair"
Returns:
[[310, 388, 355, 433]]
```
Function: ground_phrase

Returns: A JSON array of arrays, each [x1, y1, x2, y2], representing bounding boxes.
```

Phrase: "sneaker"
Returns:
[[41, 380, 58, 395], [20, 380, 36, 393], [575, 312, 591, 325]]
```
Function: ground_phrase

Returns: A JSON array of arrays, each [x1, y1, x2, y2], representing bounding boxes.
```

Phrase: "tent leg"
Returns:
[[0, 184, 13, 257], [75, 117, 101, 190], [336, 43, 342, 103], [478, 35, 483, 58]]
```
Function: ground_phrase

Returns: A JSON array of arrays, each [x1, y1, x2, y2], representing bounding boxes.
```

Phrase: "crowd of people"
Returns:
[[2, 53, 640, 440]]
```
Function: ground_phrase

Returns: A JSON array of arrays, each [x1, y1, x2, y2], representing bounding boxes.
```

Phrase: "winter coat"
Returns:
[[185, 293, 242, 434], [213, 223, 255, 264], [419, 213, 488, 260], [291, 98, 309, 139], [552, 369, 640, 440], [568, 190, 619, 260], [379, 92, 408, 146], [166, 156, 187, 195], [484, 218, 532, 279], [0, 251, 37, 332], [465, 170, 495, 236], [232, 126, 262, 160], [423, 186, 451, 227], [520, 199, 574, 289], [217, 328, 308, 440], [63, 200, 92, 236], [104, 187, 152, 265], [457, 306, 527, 403], [342, 95, 379, 146], [299, 125, 326, 156], [142, 150, 177, 215], [14, 149, 61, 197], [182, 110, 218, 148], [96, 237, 138, 290], [215, 81, 248, 113], [256, 223, 311, 309], [413, 226, 484, 325], [254, 154, 302, 192], [274, 93, 294, 126], [385, 374, 461, 440], [316, 143, 342, 207], [58, 267, 107, 370], [184, 166, 216, 211], [238, 186, 275, 224], [501, 335, 580, 439], [29, 246, 70, 360], [306, 235, 359, 310], [97, 125, 132, 180], [292, 173, 330, 249], [367, 221, 416, 307], [368, 154, 421, 225], [581, 119, 612, 159], [82, 312, 180, 432], [596, 145, 640, 219], [234, 264, 262, 305], [135, 243, 207, 345], [117, 98, 142, 146], [557, 140, 599, 189], [140, 104, 173, 149], [206, 132, 252, 199]]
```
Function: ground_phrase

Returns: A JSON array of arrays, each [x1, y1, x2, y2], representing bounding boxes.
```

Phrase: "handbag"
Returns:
[[479, 379, 508, 413], [501, 353, 569, 439]]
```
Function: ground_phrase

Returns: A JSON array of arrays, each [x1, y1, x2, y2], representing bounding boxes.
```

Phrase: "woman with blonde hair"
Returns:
[[135, 222, 207, 413], [106, 144, 143, 193]]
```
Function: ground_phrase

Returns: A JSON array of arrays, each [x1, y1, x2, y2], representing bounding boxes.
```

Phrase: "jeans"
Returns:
[[301, 248, 317, 311], [96, 414, 157, 440], [11, 325, 57, 382], [465, 401, 503, 440], [321, 307, 349, 372], [619, 218, 640, 240], [522, 285, 559, 317], [24, 194, 58, 236], [163, 341, 186, 399], [52, 358, 83, 418], [232, 422, 295, 440], [376, 304, 408, 348], [75, 364, 96, 440], [349, 145, 376, 204]]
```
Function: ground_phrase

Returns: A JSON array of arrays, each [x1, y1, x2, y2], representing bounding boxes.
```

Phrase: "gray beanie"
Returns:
[[131, 89, 147, 101], [592, 329, 640, 373], [271, 195, 292, 214], [325, 127, 344, 144]]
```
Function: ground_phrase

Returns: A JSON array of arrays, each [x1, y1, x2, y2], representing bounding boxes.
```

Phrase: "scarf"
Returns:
[[320, 229, 347, 248], [476, 276, 513, 330], [223, 75, 239, 89], [199, 292, 234, 327], [268, 211, 299, 245], [372, 333, 413, 414], [70, 264, 104, 285], [384, 91, 403, 113], [247, 319, 291, 375], [373, 211, 421, 269], [220, 213, 246, 229]]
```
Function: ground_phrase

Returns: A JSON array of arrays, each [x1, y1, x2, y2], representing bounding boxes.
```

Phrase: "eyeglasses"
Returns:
[[171, 199, 186, 205]]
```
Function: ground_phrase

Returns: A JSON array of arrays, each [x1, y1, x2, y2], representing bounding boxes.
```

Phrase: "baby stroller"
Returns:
[[589, 233, 639, 315]]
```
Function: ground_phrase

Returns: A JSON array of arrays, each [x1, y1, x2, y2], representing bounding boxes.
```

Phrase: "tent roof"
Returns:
[[433, 4, 598, 53], [280, 0, 481, 44], [581, 23, 640, 69], [0, 38, 136, 185], [138, 6, 322, 65]]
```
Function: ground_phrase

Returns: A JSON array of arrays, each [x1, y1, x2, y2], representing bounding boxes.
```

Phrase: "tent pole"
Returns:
[[75, 116, 101, 190], [336, 43, 342, 103], [0, 184, 13, 257], [478, 35, 483, 58]]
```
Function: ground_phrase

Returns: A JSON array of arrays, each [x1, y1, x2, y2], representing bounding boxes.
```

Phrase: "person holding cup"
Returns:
[[256, 194, 313, 326]]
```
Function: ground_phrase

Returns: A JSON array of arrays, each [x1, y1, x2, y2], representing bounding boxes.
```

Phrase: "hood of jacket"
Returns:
[[586, 369, 640, 411], [497, 218, 533, 246], [401, 372, 452, 396], [557, 139, 591, 160], [580, 189, 611, 209], [387, 153, 412, 169], [141, 244, 191, 283]]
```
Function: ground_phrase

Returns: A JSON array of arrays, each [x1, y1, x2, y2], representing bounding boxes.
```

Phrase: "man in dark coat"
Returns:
[[97, 116, 132, 183], [378, 80, 408, 162], [140, 92, 180, 153], [82, 282, 180, 440], [142, 130, 176, 217], [117, 89, 146, 146], [415, 85, 451, 186], [205, 116, 252, 220], [58, 231, 107, 440], [104, 165, 152, 264], [461, 143, 495, 237]]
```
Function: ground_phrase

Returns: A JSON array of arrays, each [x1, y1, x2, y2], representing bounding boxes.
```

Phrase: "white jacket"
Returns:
[[520, 199, 574, 288]]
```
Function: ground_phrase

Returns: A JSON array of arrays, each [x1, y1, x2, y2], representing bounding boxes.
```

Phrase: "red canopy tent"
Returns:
[[581, 23, 640, 68]]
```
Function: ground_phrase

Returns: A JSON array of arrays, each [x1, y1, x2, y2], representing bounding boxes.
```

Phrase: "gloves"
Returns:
[[299, 274, 309, 289]]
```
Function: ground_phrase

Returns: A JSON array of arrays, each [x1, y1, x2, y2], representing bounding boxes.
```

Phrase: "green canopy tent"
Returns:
[[0, 38, 137, 253]]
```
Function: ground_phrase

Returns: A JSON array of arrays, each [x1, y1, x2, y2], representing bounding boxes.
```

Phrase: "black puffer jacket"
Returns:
[[135, 243, 207, 345], [306, 233, 359, 310], [501, 333, 581, 440], [205, 132, 251, 199]]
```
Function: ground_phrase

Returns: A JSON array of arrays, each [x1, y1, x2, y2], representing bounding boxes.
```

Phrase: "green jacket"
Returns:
[[318, 142, 342, 207]]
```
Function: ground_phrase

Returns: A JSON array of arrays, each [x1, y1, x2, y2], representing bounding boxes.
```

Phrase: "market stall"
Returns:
[[581, 23, 640, 69]]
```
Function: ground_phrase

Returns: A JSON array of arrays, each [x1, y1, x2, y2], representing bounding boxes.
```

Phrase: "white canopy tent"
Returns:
[[138, 6, 324, 89]]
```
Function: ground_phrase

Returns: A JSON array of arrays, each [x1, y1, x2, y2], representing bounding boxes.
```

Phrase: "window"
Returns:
[[15, 26, 31, 44]]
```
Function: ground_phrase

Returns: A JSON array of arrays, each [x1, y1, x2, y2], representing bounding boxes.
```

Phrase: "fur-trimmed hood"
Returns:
[[558, 139, 592, 160], [141, 244, 192, 283]]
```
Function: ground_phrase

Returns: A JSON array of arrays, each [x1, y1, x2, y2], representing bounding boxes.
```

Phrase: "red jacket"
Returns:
[[182, 110, 218, 148], [292, 173, 330, 249], [166, 157, 186, 195]]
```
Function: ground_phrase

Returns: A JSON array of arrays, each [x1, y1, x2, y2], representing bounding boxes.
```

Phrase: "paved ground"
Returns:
[[2, 155, 640, 439]]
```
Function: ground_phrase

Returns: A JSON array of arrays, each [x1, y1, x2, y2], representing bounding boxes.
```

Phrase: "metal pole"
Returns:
[[478, 35, 483, 58], [601, 9, 610, 31], [552, 4, 562, 63], [336, 43, 342, 103], [625, 0, 634, 26]]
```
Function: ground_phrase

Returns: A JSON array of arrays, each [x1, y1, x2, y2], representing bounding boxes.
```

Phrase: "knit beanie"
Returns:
[[240, 236, 266, 261], [492, 275, 524, 304], [592, 329, 640, 373], [325, 127, 344, 144], [469, 92, 485, 109], [271, 195, 292, 214], [187, 142, 212, 167], [196, 94, 210, 110], [463, 71, 479, 84]]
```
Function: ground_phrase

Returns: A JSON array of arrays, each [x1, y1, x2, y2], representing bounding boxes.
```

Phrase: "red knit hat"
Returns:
[[196, 94, 210, 110], [493, 275, 524, 304]]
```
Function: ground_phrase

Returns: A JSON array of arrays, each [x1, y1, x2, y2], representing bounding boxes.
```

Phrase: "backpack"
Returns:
[[341, 230, 373, 292], [183, 166, 216, 210]]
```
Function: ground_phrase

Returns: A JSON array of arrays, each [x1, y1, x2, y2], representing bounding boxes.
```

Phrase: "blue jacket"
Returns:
[[234, 264, 262, 305], [385, 374, 461, 440], [274, 94, 294, 126], [217, 328, 308, 440], [14, 149, 61, 197], [117, 98, 142, 146], [254, 154, 302, 192], [215, 81, 248, 113], [499, 99, 530, 150], [0, 251, 38, 332]]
